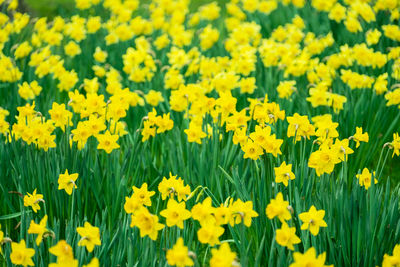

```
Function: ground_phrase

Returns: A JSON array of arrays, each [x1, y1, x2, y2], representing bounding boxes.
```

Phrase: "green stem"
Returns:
[[375, 146, 386, 177], [70, 189, 75, 225], [377, 148, 390, 179]]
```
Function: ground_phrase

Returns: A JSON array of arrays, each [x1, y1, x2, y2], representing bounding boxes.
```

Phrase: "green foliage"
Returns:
[[24, 0, 75, 17], [0, 0, 400, 266], [1, 124, 400, 266]]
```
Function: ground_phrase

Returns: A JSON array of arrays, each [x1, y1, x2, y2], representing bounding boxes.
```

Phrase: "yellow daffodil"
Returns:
[[299, 205, 327, 236], [166, 238, 194, 267], [58, 169, 78, 195], [77, 222, 101, 252]]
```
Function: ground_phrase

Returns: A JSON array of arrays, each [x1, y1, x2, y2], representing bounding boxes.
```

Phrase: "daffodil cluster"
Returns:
[[124, 175, 258, 266], [1, 0, 400, 266]]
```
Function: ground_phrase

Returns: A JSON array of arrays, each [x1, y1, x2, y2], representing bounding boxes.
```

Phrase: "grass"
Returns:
[[23, 0, 75, 18]]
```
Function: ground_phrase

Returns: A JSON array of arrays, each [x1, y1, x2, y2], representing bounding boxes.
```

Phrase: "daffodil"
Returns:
[[166, 238, 194, 267], [77, 222, 101, 252], [131, 183, 155, 207], [228, 199, 258, 227], [266, 192, 291, 222], [191, 197, 214, 224], [351, 127, 369, 148], [382, 244, 400, 267], [83, 258, 100, 267], [49, 240, 75, 261], [96, 130, 120, 153], [27, 215, 49, 245], [299, 205, 327, 236], [23, 189, 44, 213], [210, 243, 238, 267], [356, 168, 378, 190], [130, 208, 164, 240], [158, 173, 191, 201], [58, 169, 78, 195], [160, 199, 191, 229], [242, 139, 263, 160], [184, 122, 207, 144], [290, 247, 331, 267], [10, 240, 35, 267], [197, 217, 224, 246], [276, 222, 301, 250], [391, 133, 400, 157], [274, 162, 295, 186]]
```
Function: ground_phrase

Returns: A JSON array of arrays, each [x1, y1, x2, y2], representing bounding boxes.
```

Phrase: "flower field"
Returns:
[[1, 0, 400, 266]]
